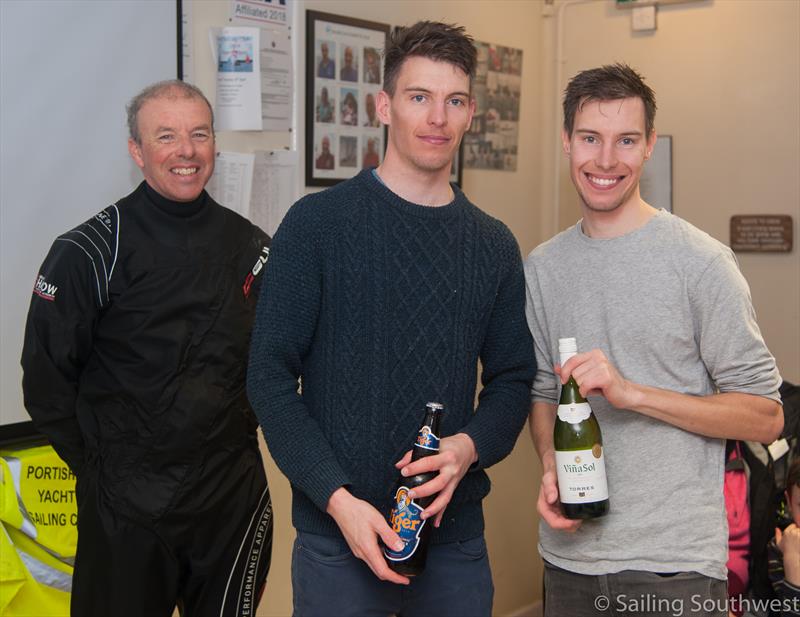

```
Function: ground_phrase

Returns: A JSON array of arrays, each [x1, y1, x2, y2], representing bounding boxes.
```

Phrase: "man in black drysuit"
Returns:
[[20, 80, 272, 616]]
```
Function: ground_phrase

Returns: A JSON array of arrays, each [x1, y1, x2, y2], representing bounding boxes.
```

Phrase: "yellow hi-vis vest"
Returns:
[[0, 444, 76, 617]]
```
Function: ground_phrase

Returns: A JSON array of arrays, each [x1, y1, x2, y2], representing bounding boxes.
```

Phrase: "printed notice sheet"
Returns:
[[260, 28, 293, 131], [207, 150, 297, 235], [250, 149, 298, 236], [210, 27, 263, 131], [206, 151, 255, 218]]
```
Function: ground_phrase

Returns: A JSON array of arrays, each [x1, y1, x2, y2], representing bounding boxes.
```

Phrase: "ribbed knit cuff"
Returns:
[[461, 395, 529, 471], [461, 421, 505, 470], [297, 456, 352, 512]]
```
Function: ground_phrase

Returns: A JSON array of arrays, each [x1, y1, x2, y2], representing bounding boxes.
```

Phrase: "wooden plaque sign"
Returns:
[[730, 215, 793, 253]]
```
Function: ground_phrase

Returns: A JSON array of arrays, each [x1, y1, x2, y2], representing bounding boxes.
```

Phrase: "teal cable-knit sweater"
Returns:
[[247, 168, 535, 543]]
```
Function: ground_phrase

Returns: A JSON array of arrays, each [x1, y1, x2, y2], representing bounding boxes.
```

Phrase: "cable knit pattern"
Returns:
[[247, 169, 535, 543]]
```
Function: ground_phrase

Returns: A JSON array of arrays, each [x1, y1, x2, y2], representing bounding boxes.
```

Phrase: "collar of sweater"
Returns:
[[357, 168, 466, 220]]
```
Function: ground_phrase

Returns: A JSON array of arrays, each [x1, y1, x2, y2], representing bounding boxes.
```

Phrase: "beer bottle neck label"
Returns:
[[414, 425, 440, 451], [384, 485, 426, 562]]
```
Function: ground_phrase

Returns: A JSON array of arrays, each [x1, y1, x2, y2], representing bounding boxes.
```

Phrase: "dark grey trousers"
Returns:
[[544, 561, 728, 617]]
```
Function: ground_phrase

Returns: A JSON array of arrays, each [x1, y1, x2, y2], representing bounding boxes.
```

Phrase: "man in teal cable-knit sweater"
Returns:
[[247, 21, 536, 616]]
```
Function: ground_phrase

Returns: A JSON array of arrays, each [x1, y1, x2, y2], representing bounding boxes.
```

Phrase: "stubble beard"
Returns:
[[575, 176, 638, 215], [388, 122, 462, 176], [407, 138, 460, 175], [411, 153, 452, 174]]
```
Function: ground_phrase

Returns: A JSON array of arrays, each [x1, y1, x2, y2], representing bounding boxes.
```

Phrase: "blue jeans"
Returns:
[[292, 531, 493, 617]]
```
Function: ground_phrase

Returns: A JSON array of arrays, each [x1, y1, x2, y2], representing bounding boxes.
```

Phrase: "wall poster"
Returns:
[[464, 42, 523, 172], [305, 10, 389, 187]]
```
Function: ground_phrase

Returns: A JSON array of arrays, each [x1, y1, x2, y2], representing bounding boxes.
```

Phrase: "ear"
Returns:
[[465, 97, 477, 131], [376, 90, 392, 125], [128, 138, 145, 170], [645, 130, 658, 160], [561, 128, 571, 156]]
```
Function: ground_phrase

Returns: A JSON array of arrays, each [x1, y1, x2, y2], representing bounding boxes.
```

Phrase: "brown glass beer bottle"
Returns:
[[384, 402, 444, 576]]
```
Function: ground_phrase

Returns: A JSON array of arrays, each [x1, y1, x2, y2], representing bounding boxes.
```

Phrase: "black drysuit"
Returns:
[[21, 182, 273, 616]]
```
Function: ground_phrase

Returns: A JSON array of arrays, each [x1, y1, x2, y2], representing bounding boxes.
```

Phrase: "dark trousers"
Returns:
[[291, 531, 493, 617], [71, 448, 272, 617], [544, 561, 728, 617]]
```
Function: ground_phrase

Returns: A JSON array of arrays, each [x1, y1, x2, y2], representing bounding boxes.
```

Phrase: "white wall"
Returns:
[[542, 0, 800, 383], [0, 0, 178, 428]]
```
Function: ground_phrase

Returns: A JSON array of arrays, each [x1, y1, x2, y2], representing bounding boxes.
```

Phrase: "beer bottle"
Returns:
[[384, 402, 444, 576], [554, 338, 609, 519]]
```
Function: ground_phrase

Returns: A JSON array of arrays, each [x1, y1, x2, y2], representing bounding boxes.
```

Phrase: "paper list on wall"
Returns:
[[250, 150, 299, 237], [260, 29, 293, 131], [206, 152, 255, 219]]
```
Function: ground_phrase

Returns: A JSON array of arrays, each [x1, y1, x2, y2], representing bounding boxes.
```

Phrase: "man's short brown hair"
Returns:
[[563, 63, 657, 138], [383, 21, 477, 96]]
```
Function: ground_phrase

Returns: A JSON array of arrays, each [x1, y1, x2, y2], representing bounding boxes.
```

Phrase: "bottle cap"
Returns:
[[426, 402, 445, 412], [558, 337, 578, 366], [558, 338, 577, 354]]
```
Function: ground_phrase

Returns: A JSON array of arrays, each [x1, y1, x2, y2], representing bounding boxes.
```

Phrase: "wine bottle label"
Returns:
[[557, 402, 591, 424], [555, 446, 609, 503], [414, 425, 440, 451], [384, 486, 426, 562]]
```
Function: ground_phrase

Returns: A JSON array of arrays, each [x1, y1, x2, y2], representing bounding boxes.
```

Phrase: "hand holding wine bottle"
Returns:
[[537, 467, 582, 532], [557, 347, 639, 411], [553, 338, 609, 520]]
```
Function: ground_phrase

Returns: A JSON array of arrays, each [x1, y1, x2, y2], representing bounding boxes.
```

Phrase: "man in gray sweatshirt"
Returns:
[[525, 63, 783, 617]]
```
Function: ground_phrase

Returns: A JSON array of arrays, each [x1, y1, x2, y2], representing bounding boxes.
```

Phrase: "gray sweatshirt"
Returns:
[[525, 209, 781, 580]]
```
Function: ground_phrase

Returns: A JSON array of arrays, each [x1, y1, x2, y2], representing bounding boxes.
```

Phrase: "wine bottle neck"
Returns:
[[559, 376, 587, 404], [557, 341, 587, 405]]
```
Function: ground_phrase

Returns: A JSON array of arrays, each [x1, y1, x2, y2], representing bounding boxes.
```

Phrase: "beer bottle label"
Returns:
[[414, 425, 440, 451], [384, 485, 426, 562]]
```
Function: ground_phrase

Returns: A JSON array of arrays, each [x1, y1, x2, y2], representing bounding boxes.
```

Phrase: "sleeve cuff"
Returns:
[[297, 456, 352, 512], [461, 422, 504, 471]]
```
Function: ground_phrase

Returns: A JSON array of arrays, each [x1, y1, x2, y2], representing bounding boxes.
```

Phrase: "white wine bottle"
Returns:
[[554, 337, 609, 519]]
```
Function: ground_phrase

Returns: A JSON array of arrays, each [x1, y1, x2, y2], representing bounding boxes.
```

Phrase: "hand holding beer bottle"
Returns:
[[389, 404, 478, 575], [384, 403, 444, 576], [326, 487, 411, 585]]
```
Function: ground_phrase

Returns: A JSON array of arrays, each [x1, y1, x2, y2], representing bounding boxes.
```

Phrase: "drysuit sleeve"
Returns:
[[21, 218, 112, 474]]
